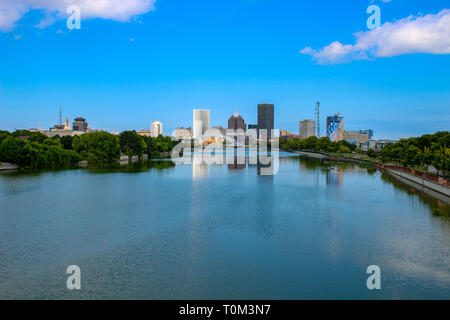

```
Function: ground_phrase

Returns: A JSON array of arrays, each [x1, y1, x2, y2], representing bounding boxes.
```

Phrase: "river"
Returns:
[[0, 152, 449, 299]]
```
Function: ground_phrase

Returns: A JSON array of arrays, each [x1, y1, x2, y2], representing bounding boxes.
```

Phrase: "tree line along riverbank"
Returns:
[[279, 131, 449, 176], [0, 130, 179, 170], [1, 129, 448, 176], [280, 132, 450, 200]]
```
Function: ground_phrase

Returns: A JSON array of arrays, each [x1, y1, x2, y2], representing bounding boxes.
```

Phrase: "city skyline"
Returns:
[[1, 0, 449, 304], [8, 104, 434, 144], [0, 0, 449, 139]]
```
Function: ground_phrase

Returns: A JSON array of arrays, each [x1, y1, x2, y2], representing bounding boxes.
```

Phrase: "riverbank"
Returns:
[[1, 152, 172, 172], [289, 149, 450, 201], [0, 162, 19, 171], [290, 150, 374, 163], [379, 166, 450, 203]]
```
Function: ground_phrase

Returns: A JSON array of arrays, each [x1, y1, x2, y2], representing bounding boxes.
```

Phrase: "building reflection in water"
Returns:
[[191, 148, 279, 176], [228, 153, 246, 171], [257, 159, 276, 176], [192, 153, 210, 179], [326, 167, 344, 185]]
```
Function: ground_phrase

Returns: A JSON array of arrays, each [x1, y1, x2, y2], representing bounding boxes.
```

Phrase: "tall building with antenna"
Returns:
[[52, 107, 65, 130], [314, 101, 320, 138]]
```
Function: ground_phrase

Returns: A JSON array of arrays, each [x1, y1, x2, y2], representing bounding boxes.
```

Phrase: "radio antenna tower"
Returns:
[[314, 101, 320, 137], [59, 107, 62, 126]]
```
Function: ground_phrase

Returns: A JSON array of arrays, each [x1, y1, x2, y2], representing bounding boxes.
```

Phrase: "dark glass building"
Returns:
[[257, 103, 274, 140], [228, 111, 246, 132]]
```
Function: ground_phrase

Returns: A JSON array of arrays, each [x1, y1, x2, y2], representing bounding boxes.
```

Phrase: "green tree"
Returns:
[[44, 136, 62, 147], [0, 136, 32, 166], [10, 130, 48, 144], [367, 148, 377, 158], [142, 135, 179, 158], [422, 147, 434, 167], [418, 134, 432, 150], [316, 137, 332, 152], [0, 130, 10, 145], [338, 145, 351, 154], [338, 140, 356, 152], [288, 139, 301, 151], [302, 136, 318, 150], [326, 142, 338, 153], [27, 132, 47, 144], [119, 131, 146, 158], [60, 135, 74, 150], [401, 145, 421, 167], [432, 146, 450, 173], [11, 130, 33, 138], [74, 132, 120, 163]]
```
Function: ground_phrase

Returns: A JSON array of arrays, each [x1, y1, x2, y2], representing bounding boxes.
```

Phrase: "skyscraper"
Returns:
[[326, 114, 344, 142], [228, 111, 246, 131], [151, 121, 163, 137], [299, 119, 315, 139], [193, 109, 210, 139], [257, 103, 274, 140]]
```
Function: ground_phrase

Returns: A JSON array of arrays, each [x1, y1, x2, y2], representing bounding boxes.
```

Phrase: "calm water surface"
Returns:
[[0, 153, 449, 299]]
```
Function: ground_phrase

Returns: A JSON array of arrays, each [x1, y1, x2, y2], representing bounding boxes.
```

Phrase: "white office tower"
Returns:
[[299, 119, 315, 139], [193, 109, 210, 139], [151, 121, 163, 137]]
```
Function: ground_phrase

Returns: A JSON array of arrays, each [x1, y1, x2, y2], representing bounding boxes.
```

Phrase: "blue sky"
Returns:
[[0, 0, 449, 139]]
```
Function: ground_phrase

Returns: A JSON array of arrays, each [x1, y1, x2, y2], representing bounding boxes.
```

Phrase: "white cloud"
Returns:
[[300, 42, 361, 64], [300, 9, 450, 64], [0, 0, 157, 32]]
